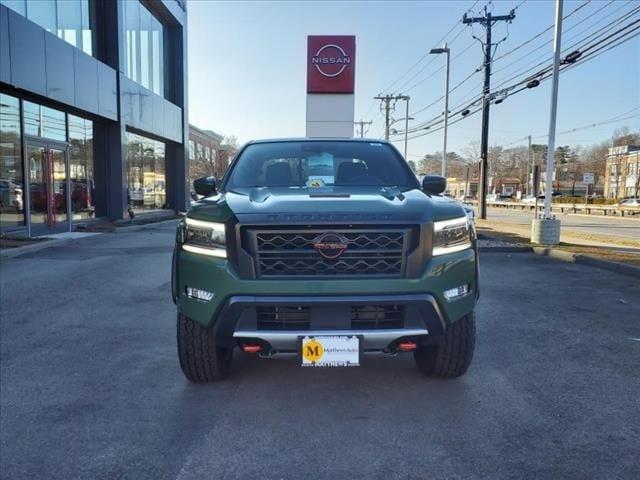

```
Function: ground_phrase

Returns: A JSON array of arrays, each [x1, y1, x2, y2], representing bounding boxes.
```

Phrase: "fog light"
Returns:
[[443, 284, 469, 301], [186, 286, 214, 302]]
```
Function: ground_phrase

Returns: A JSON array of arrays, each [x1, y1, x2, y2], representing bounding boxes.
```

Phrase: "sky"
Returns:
[[187, 0, 640, 159]]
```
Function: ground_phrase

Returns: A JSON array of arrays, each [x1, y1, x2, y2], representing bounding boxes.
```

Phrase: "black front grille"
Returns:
[[249, 229, 409, 278], [350, 305, 405, 329], [255, 304, 405, 331], [256, 306, 311, 330]]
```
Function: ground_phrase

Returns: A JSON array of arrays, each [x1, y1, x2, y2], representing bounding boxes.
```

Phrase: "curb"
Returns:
[[0, 239, 61, 260], [112, 218, 181, 233], [478, 246, 532, 253], [532, 246, 640, 279]]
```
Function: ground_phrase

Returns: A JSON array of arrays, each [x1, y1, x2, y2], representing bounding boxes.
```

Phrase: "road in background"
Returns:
[[1, 222, 639, 479], [486, 207, 640, 242]]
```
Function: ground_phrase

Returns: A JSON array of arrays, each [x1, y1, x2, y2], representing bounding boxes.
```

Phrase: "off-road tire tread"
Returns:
[[177, 314, 231, 382], [414, 311, 475, 378]]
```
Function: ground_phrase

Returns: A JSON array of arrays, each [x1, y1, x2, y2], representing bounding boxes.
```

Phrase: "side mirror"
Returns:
[[193, 176, 217, 197], [422, 175, 446, 195]]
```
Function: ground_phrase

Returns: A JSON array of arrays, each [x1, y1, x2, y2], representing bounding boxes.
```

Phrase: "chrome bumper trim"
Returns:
[[233, 328, 429, 351]]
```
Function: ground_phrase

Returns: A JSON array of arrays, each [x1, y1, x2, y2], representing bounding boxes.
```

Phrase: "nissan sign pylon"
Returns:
[[306, 35, 356, 138]]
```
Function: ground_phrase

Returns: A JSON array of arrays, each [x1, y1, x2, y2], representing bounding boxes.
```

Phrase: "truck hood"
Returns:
[[188, 186, 466, 224]]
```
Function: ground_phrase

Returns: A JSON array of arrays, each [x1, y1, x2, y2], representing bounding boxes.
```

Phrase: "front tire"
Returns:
[[414, 311, 476, 379], [177, 314, 233, 382]]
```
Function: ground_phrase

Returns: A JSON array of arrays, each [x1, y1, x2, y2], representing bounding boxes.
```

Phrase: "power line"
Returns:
[[378, 0, 479, 95], [406, 1, 634, 129], [491, 5, 640, 91], [492, 0, 594, 63], [498, 108, 640, 147], [394, 29, 472, 94], [360, 0, 480, 121], [394, 26, 640, 141], [490, 0, 631, 78], [402, 2, 595, 129]]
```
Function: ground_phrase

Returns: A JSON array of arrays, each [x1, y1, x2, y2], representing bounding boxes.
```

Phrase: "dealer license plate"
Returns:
[[300, 335, 360, 367]]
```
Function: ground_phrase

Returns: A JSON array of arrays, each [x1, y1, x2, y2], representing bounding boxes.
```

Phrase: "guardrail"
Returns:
[[467, 200, 640, 217]]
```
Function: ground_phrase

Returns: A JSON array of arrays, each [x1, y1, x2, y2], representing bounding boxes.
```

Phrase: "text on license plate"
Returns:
[[300, 335, 360, 367]]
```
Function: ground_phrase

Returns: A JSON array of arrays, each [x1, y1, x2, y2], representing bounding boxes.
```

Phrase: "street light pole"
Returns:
[[527, 134, 532, 195], [430, 44, 451, 178], [403, 96, 410, 160], [544, 0, 563, 220], [530, 0, 563, 246]]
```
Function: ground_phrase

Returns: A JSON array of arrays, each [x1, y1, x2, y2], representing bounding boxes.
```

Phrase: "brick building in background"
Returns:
[[604, 145, 640, 199]]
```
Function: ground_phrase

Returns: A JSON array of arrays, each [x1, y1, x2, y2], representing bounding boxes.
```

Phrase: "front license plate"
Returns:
[[300, 335, 360, 367]]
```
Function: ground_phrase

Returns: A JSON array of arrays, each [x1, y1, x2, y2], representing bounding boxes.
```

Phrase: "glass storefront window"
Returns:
[[1, 0, 94, 56], [123, 0, 165, 97], [0, 93, 24, 231], [23, 101, 66, 142], [68, 115, 94, 220], [0, 94, 98, 233], [127, 132, 166, 212]]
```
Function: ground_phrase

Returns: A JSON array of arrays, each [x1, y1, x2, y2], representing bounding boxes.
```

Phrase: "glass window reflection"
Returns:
[[26, 0, 56, 33], [0, 93, 24, 230], [127, 132, 166, 212], [123, 0, 166, 97], [23, 102, 66, 142], [68, 115, 94, 220], [1, 0, 94, 56]]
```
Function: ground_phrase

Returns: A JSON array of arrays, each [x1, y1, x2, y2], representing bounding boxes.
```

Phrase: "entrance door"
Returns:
[[26, 141, 71, 234]]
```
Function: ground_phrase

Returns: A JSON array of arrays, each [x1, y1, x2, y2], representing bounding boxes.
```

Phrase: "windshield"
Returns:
[[224, 141, 419, 190]]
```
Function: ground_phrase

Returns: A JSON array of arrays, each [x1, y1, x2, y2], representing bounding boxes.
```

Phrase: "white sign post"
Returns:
[[583, 172, 594, 204]]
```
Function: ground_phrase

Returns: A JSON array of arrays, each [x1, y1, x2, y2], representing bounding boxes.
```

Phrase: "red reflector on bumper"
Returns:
[[398, 341, 417, 352], [242, 344, 262, 353]]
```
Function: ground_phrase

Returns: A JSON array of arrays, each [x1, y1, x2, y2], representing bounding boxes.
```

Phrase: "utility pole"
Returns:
[[463, 6, 515, 219], [354, 119, 372, 138], [374, 94, 407, 141]]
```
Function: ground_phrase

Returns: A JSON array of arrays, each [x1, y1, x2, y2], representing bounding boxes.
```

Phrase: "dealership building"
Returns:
[[0, 0, 189, 236]]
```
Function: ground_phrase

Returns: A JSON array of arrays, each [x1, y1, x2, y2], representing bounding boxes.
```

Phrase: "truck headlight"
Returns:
[[182, 217, 227, 258], [432, 216, 471, 256]]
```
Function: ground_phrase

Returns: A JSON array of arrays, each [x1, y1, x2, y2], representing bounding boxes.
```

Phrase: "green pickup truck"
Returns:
[[172, 138, 478, 381]]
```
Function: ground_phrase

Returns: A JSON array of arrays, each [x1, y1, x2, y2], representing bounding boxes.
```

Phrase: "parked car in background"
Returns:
[[618, 198, 639, 214], [0, 180, 23, 212], [497, 193, 514, 200], [618, 198, 640, 207]]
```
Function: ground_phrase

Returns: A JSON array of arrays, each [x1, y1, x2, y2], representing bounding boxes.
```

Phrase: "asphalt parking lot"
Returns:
[[1, 221, 639, 479]]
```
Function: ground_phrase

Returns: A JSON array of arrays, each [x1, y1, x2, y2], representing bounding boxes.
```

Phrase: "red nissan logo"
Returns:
[[311, 44, 351, 78], [313, 233, 349, 260]]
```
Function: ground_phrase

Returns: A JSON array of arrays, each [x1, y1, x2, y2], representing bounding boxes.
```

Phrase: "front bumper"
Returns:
[[213, 293, 445, 352], [174, 246, 477, 343]]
